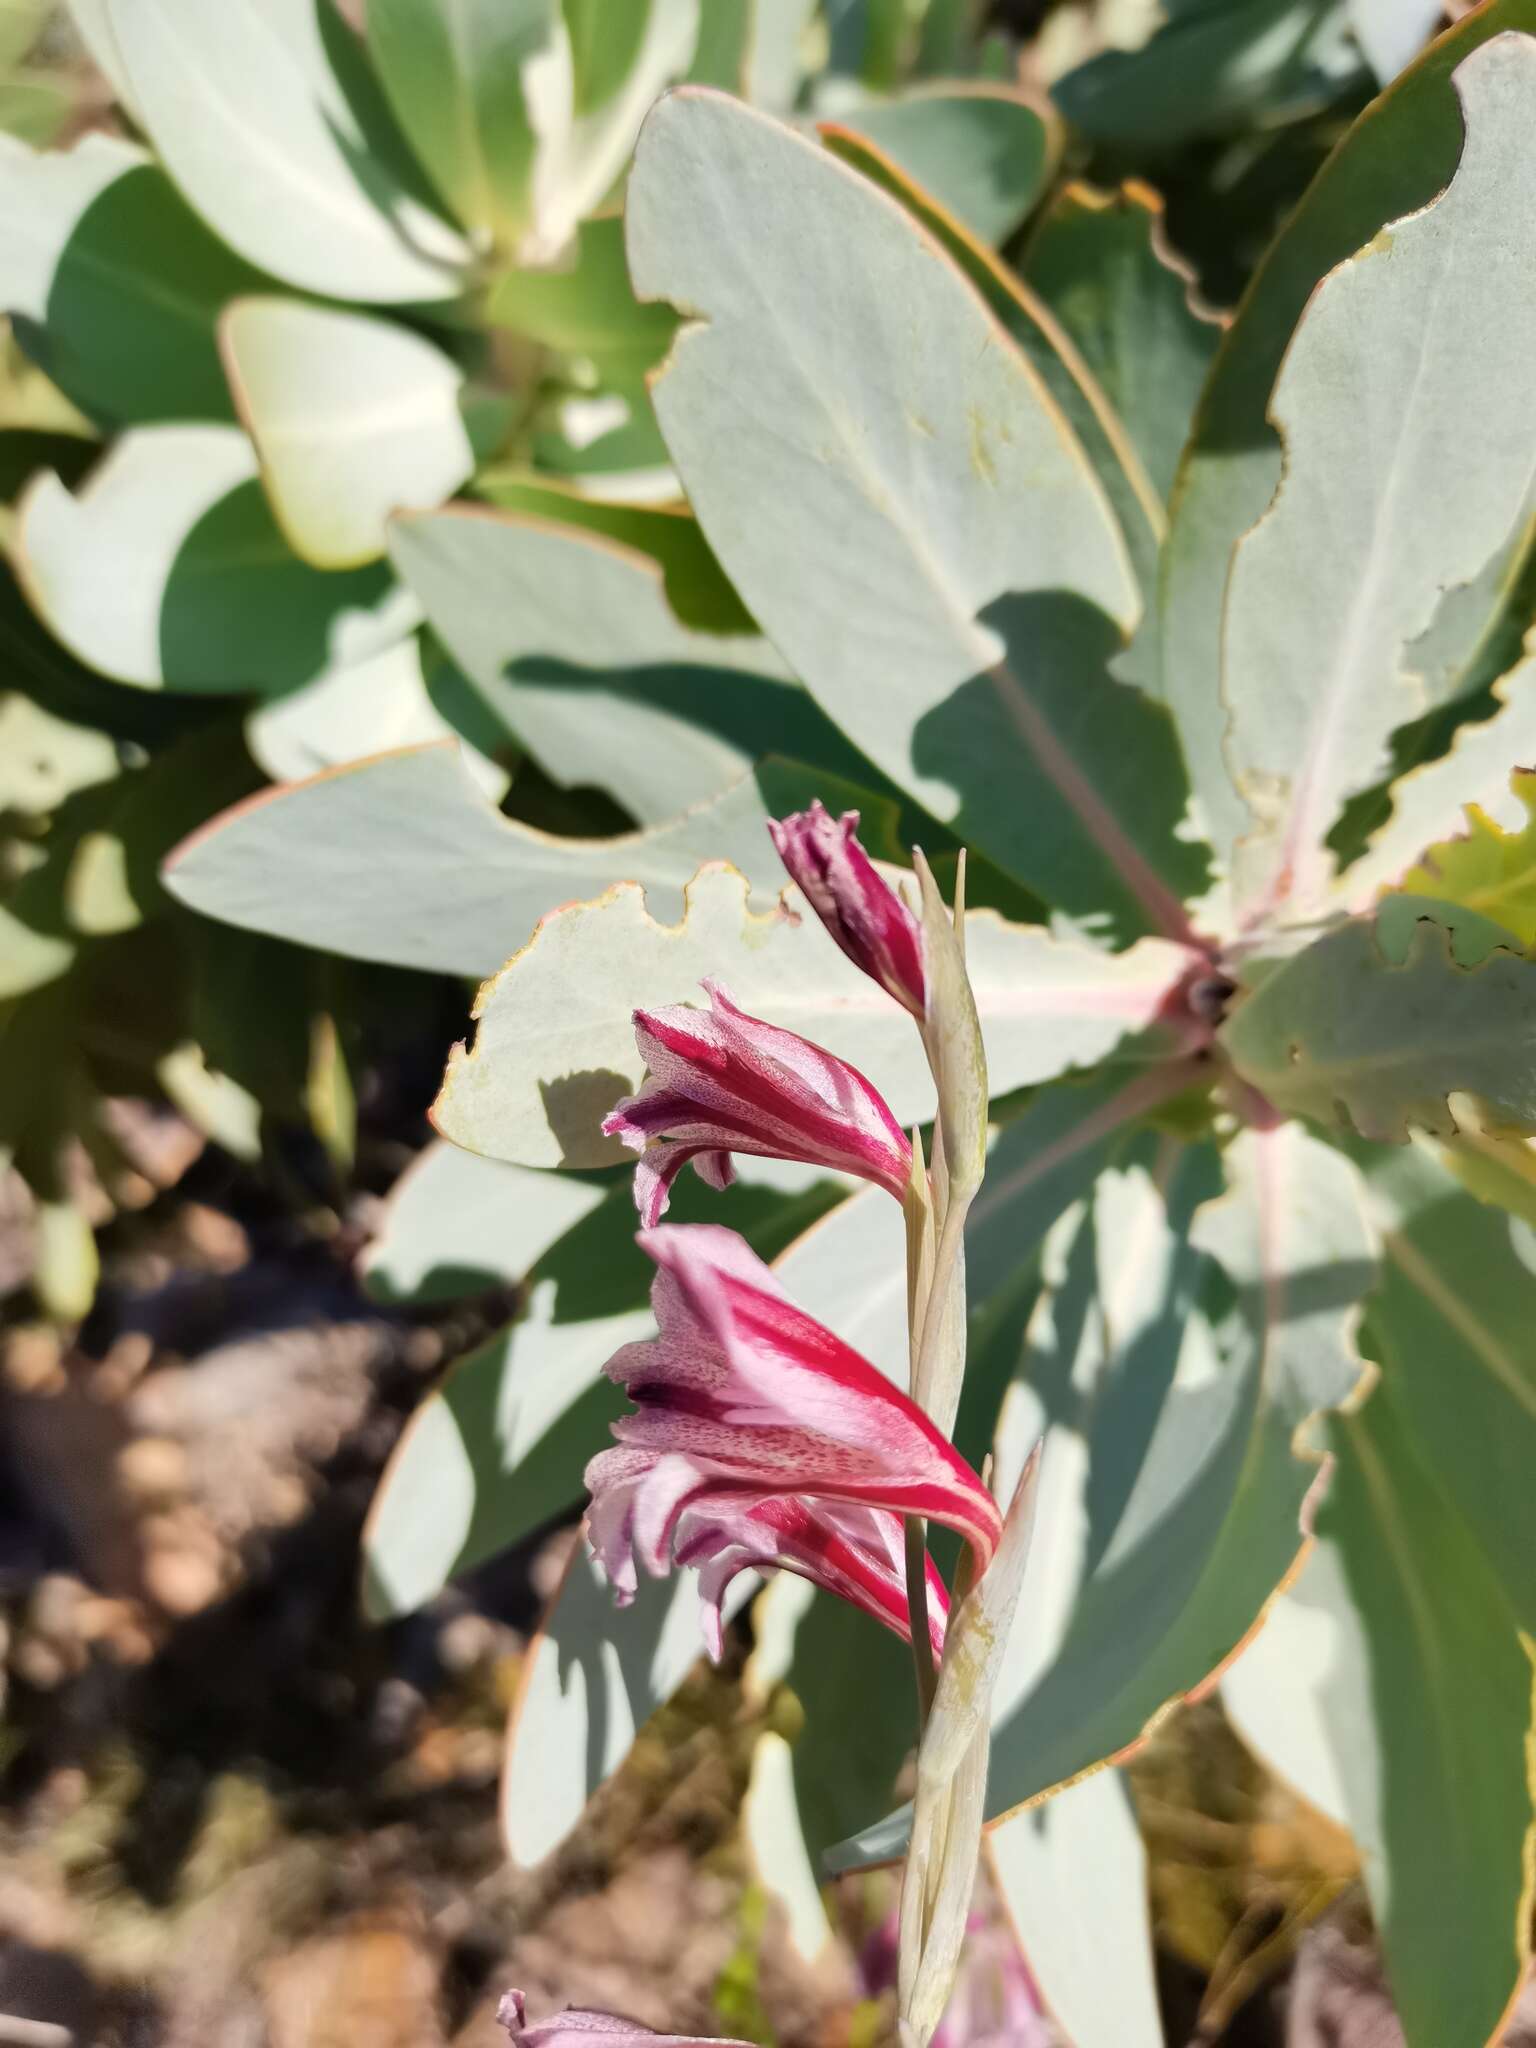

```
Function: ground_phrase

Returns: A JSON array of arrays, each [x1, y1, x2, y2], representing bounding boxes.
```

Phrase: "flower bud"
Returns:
[[768, 802, 926, 1017]]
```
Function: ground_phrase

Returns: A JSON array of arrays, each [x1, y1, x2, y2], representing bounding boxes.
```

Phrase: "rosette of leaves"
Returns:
[[0, 0, 1053, 1312], [167, 7, 1536, 2043]]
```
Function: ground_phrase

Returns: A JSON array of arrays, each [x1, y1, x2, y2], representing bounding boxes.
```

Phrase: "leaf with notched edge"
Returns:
[[1220, 897, 1536, 1142], [1397, 768, 1536, 946]]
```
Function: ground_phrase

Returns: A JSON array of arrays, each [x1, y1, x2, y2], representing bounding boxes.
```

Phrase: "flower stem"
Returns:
[[905, 1514, 938, 1726]]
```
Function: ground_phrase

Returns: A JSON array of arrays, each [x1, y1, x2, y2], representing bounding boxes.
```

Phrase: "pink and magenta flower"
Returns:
[[584, 1225, 1000, 1658], [602, 979, 912, 1225], [499, 1991, 751, 2048], [769, 802, 927, 1019]]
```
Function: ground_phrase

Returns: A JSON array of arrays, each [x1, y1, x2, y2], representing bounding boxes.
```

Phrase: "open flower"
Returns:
[[769, 802, 927, 1018], [499, 1991, 752, 2048], [602, 979, 912, 1225], [584, 1225, 1000, 1655]]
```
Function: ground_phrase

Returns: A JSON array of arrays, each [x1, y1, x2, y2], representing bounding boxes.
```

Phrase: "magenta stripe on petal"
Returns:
[[603, 982, 911, 1223], [585, 1224, 999, 1661]]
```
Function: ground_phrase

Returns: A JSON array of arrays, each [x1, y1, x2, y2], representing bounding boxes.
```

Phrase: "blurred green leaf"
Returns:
[[223, 298, 474, 570], [1362, 1147, 1536, 1634], [990, 1773, 1163, 2048], [837, 85, 1059, 247], [487, 210, 674, 368], [1025, 181, 1220, 508], [1054, 0, 1363, 146], [0, 72, 69, 146], [15, 425, 410, 691], [1395, 765, 1536, 945], [246, 635, 509, 797], [101, 0, 470, 302], [518, 0, 699, 259], [364, 0, 559, 247], [0, 0, 47, 70], [0, 689, 118, 814], [0, 133, 270, 425], [1318, 1383, 1535, 2048]]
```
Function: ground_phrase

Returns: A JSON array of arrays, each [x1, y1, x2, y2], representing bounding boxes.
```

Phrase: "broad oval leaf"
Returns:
[[245, 636, 509, 798], [815, 116, 1165, 604], [626, 90, 1209, 939], [1314, 1384, 1536, 2048], [432, 860, 1203, 1169], [103, 0, 470, 302], [390, 504, 826, 825], [1362, 1145, 1536, 1633], [523, 0, 700, 264], [361, 1138, 606, 1305], [1221, 33, 1536, 922], [223, 300, 474, 571], [836, 84, 1060, 247], [831, 1123, 1377, 1865], [1023, 180, 1220, 510], [500, 1546, 723, 1869], [163, 745, 787, 977], [989, 1773, 1163, 2048], [362, 1294, 635, 1623], [363, 0, 560, 247], [0, 131, 264, 424], [1220, 899, 1536, 1142], [15, 425, 409, 691], [1159, 0, 1536, 882]]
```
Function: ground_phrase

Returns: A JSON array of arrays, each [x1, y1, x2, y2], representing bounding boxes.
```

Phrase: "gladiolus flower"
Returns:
[[498, 1991, 752, 2048], [584, 1225, 1000, 1657], [602, 979, 912, 1225], [769, 802, 927, 1018]]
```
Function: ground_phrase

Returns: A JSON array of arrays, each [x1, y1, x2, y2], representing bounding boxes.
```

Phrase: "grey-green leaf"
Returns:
[[1158, 2, 1536, 895], [1220, 899, 1536, 1142], [363, 0, 560, 247], [433, 859, 1202, 1170], [223, 300, 474, 571], [163, 744, 789, 978], [1024, 181, 1220, 509], [833, 1123, 1376, 1865], [836, 85, 1059, 247], [15, 425, 408, 692], [989, 1773, 1163, 2048], [1314, 1383, 1536, 2048], [1220, 34, 1536, 923], [627, 89, 1205, 937], [390, 503, 813, 825], [102, 0, 470, 302], [0, 132, 265, 424]]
